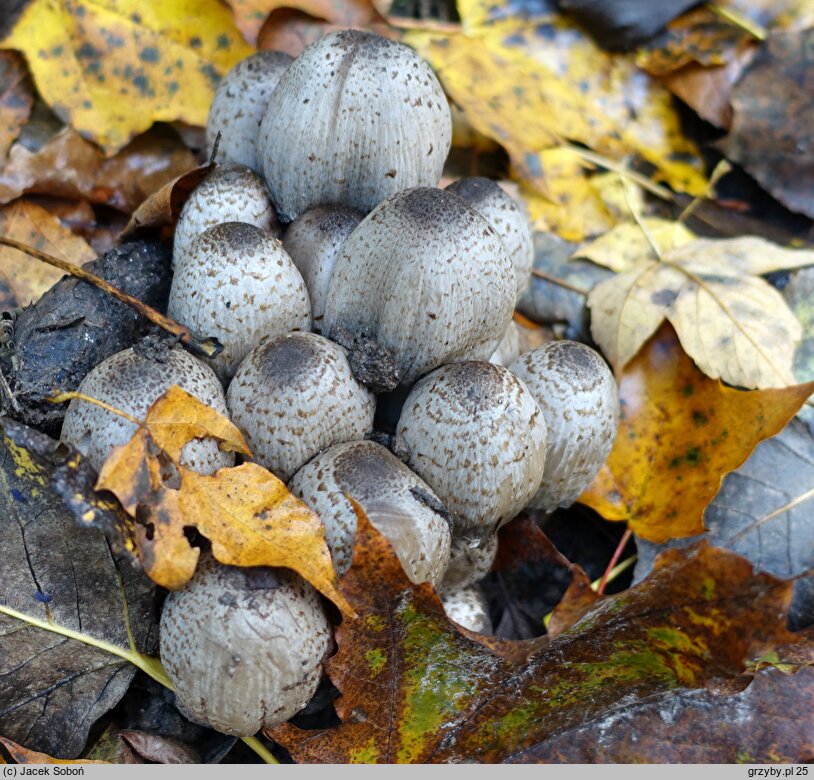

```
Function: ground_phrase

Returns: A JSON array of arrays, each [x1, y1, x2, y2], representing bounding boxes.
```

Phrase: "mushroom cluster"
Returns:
[[59, 31, 620, 738]]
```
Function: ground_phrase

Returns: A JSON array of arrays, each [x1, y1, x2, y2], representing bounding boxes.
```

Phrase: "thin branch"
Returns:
[[530, 268, 589, 296], [0, 236, 223, 359]]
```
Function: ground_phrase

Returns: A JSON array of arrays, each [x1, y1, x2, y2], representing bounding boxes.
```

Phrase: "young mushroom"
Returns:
[[282, 206, 364, 330], [393, 361, 547, 540], [446, 177, 534, 303], [509, 340, 619, 511], [167, 222, 312, 382], [489, 321, 521, 366], [227, 332, 376, 482], [288, 439, 451, 587], [441, 585, 492, 634], [258, 30, 452, 222], [160, 555, 331, 736], [206, 50, 293, 172], [323, 187, 516, 390], [172, 164, 279, 267], [442, 531, 499, 590], [60, 340, 234, 474]]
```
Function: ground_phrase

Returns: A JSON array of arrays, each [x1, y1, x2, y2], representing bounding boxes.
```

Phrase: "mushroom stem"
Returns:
[[0, 236, 223, 359]]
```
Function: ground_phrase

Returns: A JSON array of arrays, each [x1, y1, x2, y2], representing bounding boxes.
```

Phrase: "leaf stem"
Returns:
[[597, 529, 633, 595], [242, 736, 280, 765], [0, 235, 223, 359], [48, 391, 143, 426], [707, 2, 767, 40]]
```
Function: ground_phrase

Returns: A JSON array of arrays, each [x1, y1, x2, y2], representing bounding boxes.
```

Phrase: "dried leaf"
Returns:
[[0, 127, 197, 212], [117, 731, 199, 764], [272, 507, 799, 762], [0, 197, 94, 308], [545, 567, 599, 638], [0, 51, 33, 160], [122, 164, 213, 238], [717, 30, 814, 218], [94, 387, 351, 613], [579, 324, 814, 542], [784, 266, 814, 433], [0, 737, 109, 764], [0, 419, 157, 759], [0, 0, 253, 153], [581, 220, 814, 388]]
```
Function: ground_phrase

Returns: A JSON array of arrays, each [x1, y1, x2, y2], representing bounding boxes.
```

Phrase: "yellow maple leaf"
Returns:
[[1, 0, 253, 153]]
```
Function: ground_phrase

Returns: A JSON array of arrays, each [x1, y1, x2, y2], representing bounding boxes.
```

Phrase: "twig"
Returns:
[[0, 366, 20, 413], [530, 268, 589, 296], [707, 2, 767, 40], [597, 528, 633, 595], [0, 236, 223, 359]]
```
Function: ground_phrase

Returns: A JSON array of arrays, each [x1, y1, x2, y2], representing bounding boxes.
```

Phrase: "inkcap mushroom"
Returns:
[[168, 222, 312, 382], [259, 30, 452, 222], [283, 206, 364, 330], [393, 361, 547, 539], [489, 320, 521, 366], [509, 340, 619, 511], [442, 530, 499, 590], [323, 187, 516, 390], [206, 50, 293, 171], [160, 555, 331, 736], [288, 439, 451, 587], [227, 332, 375, 482], [60, 339, 234, 474], [446, 177, 534, 302], [441, 585, 492, 634], [173, 164, 279, 267]]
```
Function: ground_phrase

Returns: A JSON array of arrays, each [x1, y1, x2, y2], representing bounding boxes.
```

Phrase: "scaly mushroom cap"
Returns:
[[227, 332, 376, 482], [258, 30, 452, 221], [446, 177, 534, 303], [441, 585, 492, 634], [168, 222, 312, 382], [489, 321, 521, 366], [172, 164, 279, 267], [394, 361, 547, 536], [160, 556, 331, 736], [60, 343, 234, 474], [288, 440, 452, 586], [206, 50, 293, 171], [283, 206, 364, 329], [510, 340, 619, 511], [442, 530, 499, 590], [323, 187, 516, 387]]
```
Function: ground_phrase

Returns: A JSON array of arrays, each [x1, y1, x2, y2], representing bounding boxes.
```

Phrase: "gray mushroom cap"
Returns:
[[258, 30, 452, 222], [509, 340, 619, 511], [172, 164, 279, 267], [446, 177, 534, 303], [60, 343, 235, 474], [159, 556, 331, 736], [227, 332, 376, 482], [441, 584, 492, 634], [283, 206, 364, 329], [206, 50, 293, 172], [489, 320, 521, 366], [323, 187, 516, 387], [442, 530, 499, 590], [168, 222, 312, 382], [394, 361, 547, 537], [288, 440, 452, 587]]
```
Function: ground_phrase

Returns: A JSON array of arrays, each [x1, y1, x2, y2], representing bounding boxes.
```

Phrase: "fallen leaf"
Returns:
[[0, 126, 197, 212], [0, 737, 109, 764], [579, 324, 814, 542], [0, 51, 33, 160], [717, 30, 814, 218], [545, 567, 599, 638], [122, 163, 213, 238], [405, 7, 707, 228], [94, 386, 351, 613], [271, 506, 799, 762], [0, 418, 157, 759], [783, 266, 814, 433], [580, 220, 814, 387], [635, 418, 814, 630], [0, 197, 94, 308], [1, 0, 253, 153], [117, 731, 199, 764], [230, 0, 380, 46]]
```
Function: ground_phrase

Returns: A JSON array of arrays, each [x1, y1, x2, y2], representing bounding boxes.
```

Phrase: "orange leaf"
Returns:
[[579, 324, 814, 542], [0, 52, 34, 160], [0, 736, 108, 764]]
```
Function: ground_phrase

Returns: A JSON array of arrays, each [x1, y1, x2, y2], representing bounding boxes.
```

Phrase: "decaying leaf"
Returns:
[[272, 506, 802, 762], [784, 266, 814, 433], [0, 0, 252, 152], [0, 736, 109, 764], [0, 51, 33, 159], [405, 4, 706, 239], [0, 126, 197, 212], [0, 197, 95, 308], [579, 324, 814, 542], [717, 29, 814, 219], [635, 418, 814, 631], [581, 219, 814, 388], [0, 418, 157, 759], [93, 386, 351, 613]]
